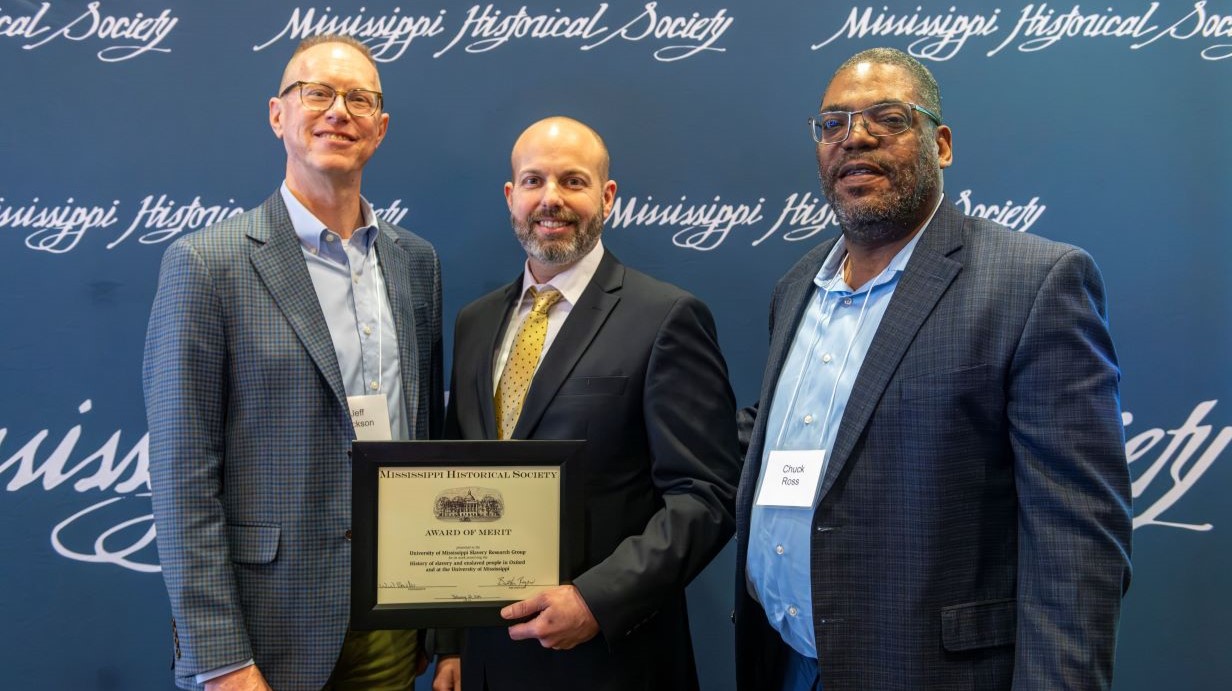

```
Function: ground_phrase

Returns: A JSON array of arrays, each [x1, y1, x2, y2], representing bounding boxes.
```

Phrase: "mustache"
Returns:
[[829, 152, 896, 176], [529, 209, 581, 224]]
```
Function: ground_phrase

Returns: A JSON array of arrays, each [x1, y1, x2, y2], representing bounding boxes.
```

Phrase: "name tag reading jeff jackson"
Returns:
[[375, 467, 560, 606], [349, 395, 392, 441]]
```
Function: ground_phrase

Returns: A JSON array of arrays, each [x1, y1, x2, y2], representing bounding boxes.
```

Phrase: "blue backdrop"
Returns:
[[2, 1, 1229, 688]]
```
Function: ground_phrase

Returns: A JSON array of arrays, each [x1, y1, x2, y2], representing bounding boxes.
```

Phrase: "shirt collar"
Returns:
[[519, 238, 606, 308], [280, 181, 380, 254], [815, 195, 944, 293]]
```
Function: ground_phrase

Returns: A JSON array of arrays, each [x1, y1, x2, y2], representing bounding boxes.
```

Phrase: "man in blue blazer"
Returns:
[[144, 35, 441, 690], [735, 48, 1132, 690], [431, 117, 740, 691]]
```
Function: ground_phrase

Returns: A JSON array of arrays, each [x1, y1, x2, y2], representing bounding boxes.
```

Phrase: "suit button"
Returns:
[[344, 529, 353, 541]]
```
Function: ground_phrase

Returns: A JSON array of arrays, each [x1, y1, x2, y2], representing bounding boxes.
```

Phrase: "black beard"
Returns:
[[820, 143, 940, 246], [511, 209, 604, 267]]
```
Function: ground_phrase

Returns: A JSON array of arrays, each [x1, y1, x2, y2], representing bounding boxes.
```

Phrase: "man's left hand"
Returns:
[[502, 585, 599, 650]]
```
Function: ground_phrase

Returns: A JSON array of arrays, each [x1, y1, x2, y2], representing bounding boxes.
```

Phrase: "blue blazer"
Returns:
[[144, 192, 443, 690], [734, 201, 1132, 690]]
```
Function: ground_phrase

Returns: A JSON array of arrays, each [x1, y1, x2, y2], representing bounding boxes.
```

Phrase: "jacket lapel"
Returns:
[[510, 251, 622, 439], [817, 203, 965, 501], [247, 193, 348, 413], [477, 281, 523, 439], [763, 243, 835, 405], [746, 239, 837, 468], [375, 224, 420, 430]]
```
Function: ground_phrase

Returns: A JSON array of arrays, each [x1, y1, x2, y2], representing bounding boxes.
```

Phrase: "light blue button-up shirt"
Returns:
[[281, 183, 407, 441], [747, 203, 940, 659]]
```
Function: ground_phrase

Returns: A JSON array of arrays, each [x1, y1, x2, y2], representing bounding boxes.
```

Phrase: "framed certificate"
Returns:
[[350, 440, 584, 629]]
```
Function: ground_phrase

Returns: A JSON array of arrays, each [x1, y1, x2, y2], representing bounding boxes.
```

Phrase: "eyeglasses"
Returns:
[[278, 80, 383, 117], [808, 101, 941, 145]]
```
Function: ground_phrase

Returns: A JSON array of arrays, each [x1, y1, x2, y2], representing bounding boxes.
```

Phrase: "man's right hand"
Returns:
[[432, 655, 461, 691], [204, 665, 272, 691]]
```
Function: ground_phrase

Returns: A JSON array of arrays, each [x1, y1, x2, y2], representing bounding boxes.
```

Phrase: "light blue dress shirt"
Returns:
[[747, 208, 937, 660], [281, 183, 408, 441]]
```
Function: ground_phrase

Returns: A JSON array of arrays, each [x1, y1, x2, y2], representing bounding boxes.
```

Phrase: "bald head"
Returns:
[[504, 116, 617, 282], [511, 117, 610, 182]]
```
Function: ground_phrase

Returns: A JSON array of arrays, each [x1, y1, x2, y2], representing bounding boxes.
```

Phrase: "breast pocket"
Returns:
[[899, 364, 992, 402], [555, 376, 628, 397]]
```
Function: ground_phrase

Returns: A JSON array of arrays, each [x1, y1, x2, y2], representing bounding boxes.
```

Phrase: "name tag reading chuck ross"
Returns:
[[755, 450, 826, 507], [349, 395, 393, 441]]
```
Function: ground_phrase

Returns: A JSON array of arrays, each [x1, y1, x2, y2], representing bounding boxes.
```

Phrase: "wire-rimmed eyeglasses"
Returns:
[[809, 101, 941, 145]]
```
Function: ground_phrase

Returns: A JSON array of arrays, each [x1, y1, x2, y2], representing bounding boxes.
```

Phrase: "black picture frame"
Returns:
[[351, 440, 585, 629]]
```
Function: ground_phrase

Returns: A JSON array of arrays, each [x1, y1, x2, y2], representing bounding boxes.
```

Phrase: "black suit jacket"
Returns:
[[735, 203, 1132, 690], [444, 250, 740, 690]]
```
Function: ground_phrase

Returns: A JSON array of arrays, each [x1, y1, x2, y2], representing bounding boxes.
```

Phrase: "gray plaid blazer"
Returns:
[[734, 201, 1132, 690], [144, 192, 443, 690]]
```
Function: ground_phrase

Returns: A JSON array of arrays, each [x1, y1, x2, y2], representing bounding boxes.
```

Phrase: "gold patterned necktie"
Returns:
[[495, 286, 564, 439]]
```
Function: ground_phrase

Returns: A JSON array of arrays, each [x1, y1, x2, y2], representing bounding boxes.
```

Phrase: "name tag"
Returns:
[[754, 450, 826, 508], [348, 394, 392, 441]]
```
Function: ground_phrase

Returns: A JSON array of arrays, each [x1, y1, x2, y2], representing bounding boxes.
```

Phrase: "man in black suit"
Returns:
[[431, 117, 741, 690]]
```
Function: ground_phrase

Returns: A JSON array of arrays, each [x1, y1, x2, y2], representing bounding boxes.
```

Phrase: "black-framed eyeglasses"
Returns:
[[278, 80, 383, 117], [808, 101, 941, 145]]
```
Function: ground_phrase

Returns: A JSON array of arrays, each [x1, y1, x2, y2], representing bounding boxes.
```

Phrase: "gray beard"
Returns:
[[821, 146, 940, 246], [511, 212, 603, 267]]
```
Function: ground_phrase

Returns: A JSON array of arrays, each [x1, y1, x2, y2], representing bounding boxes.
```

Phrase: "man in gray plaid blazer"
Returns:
[[144, 35, 442, 691], [734, 48, 1132, 690]]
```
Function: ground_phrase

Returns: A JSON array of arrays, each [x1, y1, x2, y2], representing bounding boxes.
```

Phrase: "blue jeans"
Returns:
[[781, 646, 820, 691]]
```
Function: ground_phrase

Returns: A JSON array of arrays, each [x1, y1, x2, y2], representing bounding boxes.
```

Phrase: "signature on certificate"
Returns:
[[378, 581, 422, 590]]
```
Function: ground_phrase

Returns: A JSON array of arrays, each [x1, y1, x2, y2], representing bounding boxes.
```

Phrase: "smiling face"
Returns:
[[505, 118, 617, 281], [817, 61, 952, 247], [269, 42, 389, 190]]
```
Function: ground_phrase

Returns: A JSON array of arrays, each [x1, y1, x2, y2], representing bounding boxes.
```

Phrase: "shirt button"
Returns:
[[363, 325, 373, 336], [344, 529, 353, 541], [775, 544, 784, 555], [821, 353, 832, 364], [310, 248, 319, 255], [787, 605, 799, 617], [843, 297, 853, 306], [353, 275, 361, 284], [803, 414, 814, 425], [369, 381, 379, 391], [325, 234, 337, 243]]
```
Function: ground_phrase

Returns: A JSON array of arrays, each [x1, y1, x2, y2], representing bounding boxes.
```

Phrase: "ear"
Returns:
[[374, 111, 390, 149], [269, 97, 285, 139], [601, 179, 617, 219], [935, 124, 953, 169], [504, 181, 514, 210]]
